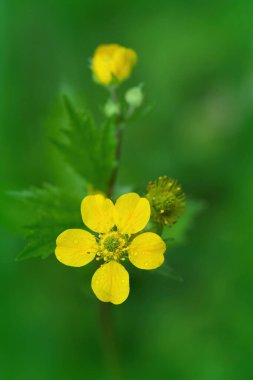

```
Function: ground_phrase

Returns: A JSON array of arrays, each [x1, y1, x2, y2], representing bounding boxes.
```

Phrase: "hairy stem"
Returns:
[[99, 302, 123, 380], [107, 86, 124, 197], [99, 85, 125, 379], [108, 121, 124, 197]]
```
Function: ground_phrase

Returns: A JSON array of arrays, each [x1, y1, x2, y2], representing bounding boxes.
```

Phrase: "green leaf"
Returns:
[[53, 95, 116, 192], [162, 199, 206, 246], [11, 184, 84, 260]]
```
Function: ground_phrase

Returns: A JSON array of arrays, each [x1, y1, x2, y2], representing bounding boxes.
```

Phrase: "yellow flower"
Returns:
[[92, 44, 137, 86], [55, 193, 166, 305]]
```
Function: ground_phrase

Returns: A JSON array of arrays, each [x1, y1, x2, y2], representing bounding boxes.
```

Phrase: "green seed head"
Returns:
[[146, 176, 185, 226], [103, 236, 120, 252]]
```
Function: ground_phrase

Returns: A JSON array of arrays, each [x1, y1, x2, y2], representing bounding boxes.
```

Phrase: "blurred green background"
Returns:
[[1, 0, 253, 379]]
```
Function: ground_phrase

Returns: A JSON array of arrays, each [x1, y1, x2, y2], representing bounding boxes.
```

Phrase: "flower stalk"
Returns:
[[101, 86, 124, 380], [107, 86, 124, 198]]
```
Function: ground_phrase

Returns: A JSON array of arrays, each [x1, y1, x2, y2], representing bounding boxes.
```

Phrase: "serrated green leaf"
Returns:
[[11, 184, 84, 261], [53, 95, 116, 192], [162, 199, 206, 246]]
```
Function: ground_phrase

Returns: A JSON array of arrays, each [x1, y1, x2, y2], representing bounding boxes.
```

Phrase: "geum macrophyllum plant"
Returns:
[[10, 40, 206, 380], [55, 193, 166, 305], [14, 43, 203, 310]]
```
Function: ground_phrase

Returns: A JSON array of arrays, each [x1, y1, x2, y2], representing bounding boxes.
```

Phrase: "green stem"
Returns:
[[99, 85, 125, 379], [107, 121, 123, 197], [107, 86, 124, 198], [98, 302, 123, 380]]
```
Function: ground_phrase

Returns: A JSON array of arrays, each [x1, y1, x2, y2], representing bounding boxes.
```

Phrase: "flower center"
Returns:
[[97, 232, 128, 262], [103, 236, 120, 252]]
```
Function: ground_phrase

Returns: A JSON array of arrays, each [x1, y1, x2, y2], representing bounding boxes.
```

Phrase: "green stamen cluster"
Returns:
[[146, 176, 185, 226]]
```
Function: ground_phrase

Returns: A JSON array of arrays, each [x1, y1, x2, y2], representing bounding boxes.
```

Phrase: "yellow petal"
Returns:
[[113, 47, 137, 82], [128, 232, 166, 270], [94, 44, 120, 56], [55, 229, 97, 267], [115, 193, 150, 234], [81, 194, 115, 233], [92, 44, 119, 85], [91, 261, 129, 305]]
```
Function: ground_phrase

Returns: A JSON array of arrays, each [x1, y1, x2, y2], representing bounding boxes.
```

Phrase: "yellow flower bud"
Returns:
[[92, 44, 137, 86]]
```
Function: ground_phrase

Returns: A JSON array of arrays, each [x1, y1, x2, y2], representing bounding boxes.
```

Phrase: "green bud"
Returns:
[[125, 85, 144, 108], [104, 98, 120, 117]]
